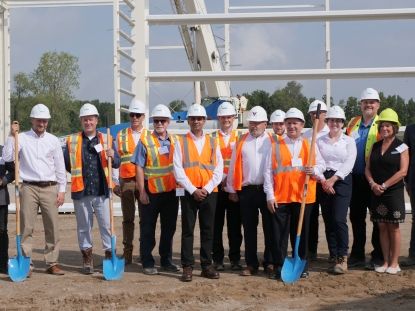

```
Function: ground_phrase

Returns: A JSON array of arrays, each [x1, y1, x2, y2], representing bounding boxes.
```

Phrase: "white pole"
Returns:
[[325, 0, 331, 107], [0, 5, 10, 145], [224, 0, 230, 72], [113, 0, 120, 124], [192, 26, 201, 104], [133, 0, 150, 126]]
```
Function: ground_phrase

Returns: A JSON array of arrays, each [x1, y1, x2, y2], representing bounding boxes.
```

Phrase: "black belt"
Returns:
[[121, 177, 136, 182], [23, 181, 58, 187], [242, 184, 263, 190]]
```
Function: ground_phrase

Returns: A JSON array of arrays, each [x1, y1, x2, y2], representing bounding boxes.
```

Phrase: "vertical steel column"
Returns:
[[132, 0, 149, 126], [0, 3, 10, 144], [113, 0, 121, 124], [325, 0, 331, 106]]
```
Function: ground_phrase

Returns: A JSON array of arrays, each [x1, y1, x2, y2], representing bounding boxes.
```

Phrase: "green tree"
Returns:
[[407, 98, 415, 125], [343, 96, 360, 123], [11, 72, 33, 123], [169, 99, 187, 112], [31, 51, 81, 134], [245, 90, 271, 111]]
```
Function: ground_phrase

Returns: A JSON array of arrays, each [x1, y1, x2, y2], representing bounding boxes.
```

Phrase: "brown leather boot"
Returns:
[[123, 249, 133, 265], [105, 250, 112, 260], [333, 256, 348, 274], [81, 248, 94, 275]]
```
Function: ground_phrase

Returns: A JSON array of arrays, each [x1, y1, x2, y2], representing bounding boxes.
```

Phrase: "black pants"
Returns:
[[139, 190, 179, 268], [320, 172, 353, 257], [239, 185, 273, 269], [181, 191, 217, 268], [212, 186, 242, 264], [0, 205, 8, 270], [270, 202, 313, 269], [308, 184, 323, 254], [349, 174, 382, 261], [409, 190, 415, 257]]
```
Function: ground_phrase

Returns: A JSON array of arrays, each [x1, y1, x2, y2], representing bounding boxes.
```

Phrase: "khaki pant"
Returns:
[[120, 178, 140, 252], [20, 183, 60, 266]]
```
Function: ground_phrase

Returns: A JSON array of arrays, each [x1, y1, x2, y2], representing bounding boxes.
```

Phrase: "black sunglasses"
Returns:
[[153, 119, 168, 124], [130, 113, 143, 118]]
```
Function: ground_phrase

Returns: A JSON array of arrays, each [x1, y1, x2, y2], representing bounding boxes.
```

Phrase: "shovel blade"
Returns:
[[103, 235, 124, 280], [8, 256, 31, 282], [103, 256, 125, 281], [8, 235, 31, 282], [281, 255, 306, 284]]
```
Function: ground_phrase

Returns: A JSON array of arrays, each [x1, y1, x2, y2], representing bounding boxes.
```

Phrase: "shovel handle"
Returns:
[[13, 121, 21, 236], [107, 128, 115, 235], [296, 104, 321, 237]]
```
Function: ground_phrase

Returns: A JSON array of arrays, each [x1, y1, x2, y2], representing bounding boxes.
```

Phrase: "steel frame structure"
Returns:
[[1, 1, 415, 144]]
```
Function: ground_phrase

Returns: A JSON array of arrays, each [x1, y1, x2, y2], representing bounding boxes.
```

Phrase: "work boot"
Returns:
[[333, 256, 348, 274], [81, 247, 94, 275], [123, 249, 133, 265], [105, 250, 112, 260]]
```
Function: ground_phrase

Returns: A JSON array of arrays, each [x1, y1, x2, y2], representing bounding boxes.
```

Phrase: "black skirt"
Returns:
[[370, 186, 405, 223]]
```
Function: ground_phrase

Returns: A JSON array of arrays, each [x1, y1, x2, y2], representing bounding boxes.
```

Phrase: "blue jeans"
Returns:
[[73, 196, 111, 251]]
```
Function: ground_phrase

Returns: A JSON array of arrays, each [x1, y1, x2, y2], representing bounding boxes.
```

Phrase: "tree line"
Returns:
[[11, 52, 415, 136]]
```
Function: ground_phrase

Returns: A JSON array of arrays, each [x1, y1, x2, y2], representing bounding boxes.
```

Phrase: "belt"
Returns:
[[121, 177, 136, 182], [23, 181, 58, 187], [242, 184, 263, 190]]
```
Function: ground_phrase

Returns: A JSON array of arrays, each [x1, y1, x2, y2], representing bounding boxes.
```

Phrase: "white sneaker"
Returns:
[[386, 266, 401, 275], [374, 265, 387, 273]]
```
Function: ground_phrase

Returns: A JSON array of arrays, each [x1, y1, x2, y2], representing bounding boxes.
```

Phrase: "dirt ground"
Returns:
[[1, 209, 415, 310]]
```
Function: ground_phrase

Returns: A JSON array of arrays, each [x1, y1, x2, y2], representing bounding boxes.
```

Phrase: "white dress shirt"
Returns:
[[3, 129, 67, 192], [226, 131, 272, 193], [264, 134, 322, 201], [113, 127, 144, 182], [315, 132, 357, 180], [173, 131, 223, 194]]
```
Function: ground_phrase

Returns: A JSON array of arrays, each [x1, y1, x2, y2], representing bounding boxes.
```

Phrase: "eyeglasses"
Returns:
[[130, 113, 143, 118], [153, 119, 168, 124]]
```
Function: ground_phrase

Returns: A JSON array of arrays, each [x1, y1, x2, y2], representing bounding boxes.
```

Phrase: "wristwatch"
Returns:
[[381, 183, 387, 190]]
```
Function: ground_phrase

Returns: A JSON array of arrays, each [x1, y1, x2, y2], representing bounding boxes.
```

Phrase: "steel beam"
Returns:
[[148, 67, 415, 82], [148, 8, 415, 25]]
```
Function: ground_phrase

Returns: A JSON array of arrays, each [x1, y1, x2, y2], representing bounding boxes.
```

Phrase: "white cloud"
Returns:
[[231, 25, 288, 69]]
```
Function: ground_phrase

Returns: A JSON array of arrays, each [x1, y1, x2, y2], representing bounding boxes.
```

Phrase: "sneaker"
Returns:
[[386, 265, 401, 275], [230, 262, 243, 271], [161, 263, 180, 273], [401, 256, 415, 267], [348, 257, 366, 268], [333, 256, 348, 274], [374, 265, 388, 273], [143, 267, 159, 275], [214, 262, 225, 271]]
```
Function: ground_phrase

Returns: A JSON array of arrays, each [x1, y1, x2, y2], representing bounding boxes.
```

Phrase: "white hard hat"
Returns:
[[308, 100, 327, 113], [285, 107, 305, 122], [246, 106, 268, 122], [326, 105, 346, 120], [79, 103, 99, 117], [151, 104, 172, 119], [187, 104, 207, 118], [30, 103, 51, 119], [217, 101, 237, 116], [360, 88, 380, 102], [270, 109, 285, 123], [129, 99, 146, 114]]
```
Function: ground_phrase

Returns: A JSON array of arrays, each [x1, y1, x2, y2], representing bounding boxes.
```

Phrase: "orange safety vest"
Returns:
[[346, 115, 380, 162], [180, 133, 218, 192], [117, 127, 147, 178], [232, 132, 273, 191], [67, 132, 110, 193], [211, 129, 240, 175], [141, 131, 177, 194], [271, 136, 316, 204]]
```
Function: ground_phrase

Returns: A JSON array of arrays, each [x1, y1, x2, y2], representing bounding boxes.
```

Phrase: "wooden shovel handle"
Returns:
[[13, 121, 20, 235], [106, 128, 114, 235]]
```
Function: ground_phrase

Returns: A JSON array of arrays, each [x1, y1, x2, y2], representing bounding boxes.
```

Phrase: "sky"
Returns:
[[8, 0, 415, 109]]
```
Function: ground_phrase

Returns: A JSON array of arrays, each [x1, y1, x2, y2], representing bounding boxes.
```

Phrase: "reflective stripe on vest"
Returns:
[[232, 132, 273, 191], [67, 132, 109, 193], [271, 138, 316, 204], [211, 130, 240, 174], [346, 115, 380, 162], [141, 131, 177, 193], [180, 133, 218, 192], [117, 128, 146, 178]]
